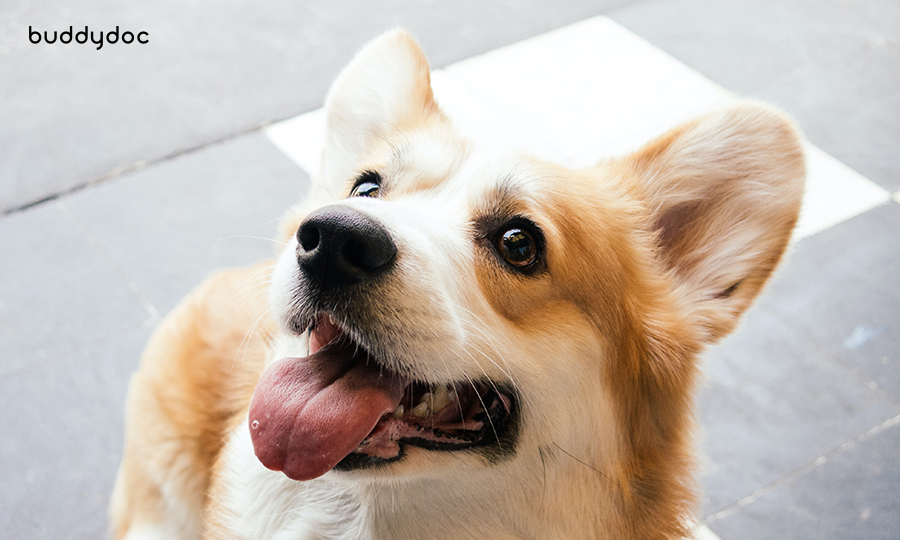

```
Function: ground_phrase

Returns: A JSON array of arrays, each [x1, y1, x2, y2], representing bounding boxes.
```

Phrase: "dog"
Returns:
[[109, 29, 805, 539]]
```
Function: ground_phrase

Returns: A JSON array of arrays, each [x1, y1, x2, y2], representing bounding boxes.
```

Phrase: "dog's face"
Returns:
[[248, 31, 805, 492]]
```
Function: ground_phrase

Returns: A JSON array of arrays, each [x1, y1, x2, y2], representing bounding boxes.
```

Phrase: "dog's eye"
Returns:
[[351, 171, 381, 198], [497, 227, 538, 268], [352, 182, 380, 198]]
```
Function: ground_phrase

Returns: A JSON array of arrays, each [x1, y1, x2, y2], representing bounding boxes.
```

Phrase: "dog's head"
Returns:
[[248, 30, 804, 504]]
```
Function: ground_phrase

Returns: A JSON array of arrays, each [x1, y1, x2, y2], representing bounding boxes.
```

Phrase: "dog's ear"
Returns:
[[314, 29, 438, 202], [626, 102, 805, 343]]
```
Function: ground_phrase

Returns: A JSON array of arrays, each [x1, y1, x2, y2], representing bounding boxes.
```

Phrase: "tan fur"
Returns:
[[111, 30, 805, 540], [110, 263, 275, 539]]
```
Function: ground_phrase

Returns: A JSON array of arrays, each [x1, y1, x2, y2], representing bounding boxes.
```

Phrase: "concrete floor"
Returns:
[[1, 1, 898, 538]]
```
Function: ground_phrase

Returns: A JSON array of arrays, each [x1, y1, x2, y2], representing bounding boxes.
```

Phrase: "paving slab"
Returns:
[[706, 415, 900, 540], [62, 132, 311, 316], [0, 200, 152, 377], [764, 202, 900, 402], [0, 325, 152, 540], [609, 0, 899, 93], [0, 0, 634, 213], [609, 0, 900, 192], [758, 40, 900, 193], [697, 304, 900, 515]]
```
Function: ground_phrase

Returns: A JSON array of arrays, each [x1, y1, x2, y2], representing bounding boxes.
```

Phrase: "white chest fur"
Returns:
[[214, 423, 371, 540], [211, 423, 537, 540]]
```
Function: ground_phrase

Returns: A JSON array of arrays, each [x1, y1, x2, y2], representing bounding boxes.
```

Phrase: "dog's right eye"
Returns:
[[351, 171, 382, 198], [493, 221, 543, 272]]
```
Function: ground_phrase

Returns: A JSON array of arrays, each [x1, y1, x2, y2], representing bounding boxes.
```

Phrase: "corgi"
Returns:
[[110, 29, 805, 540]]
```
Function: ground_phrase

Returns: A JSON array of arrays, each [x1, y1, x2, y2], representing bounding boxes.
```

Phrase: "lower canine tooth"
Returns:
[[392, 405, 404, 419], [432, 385, 450, 411]]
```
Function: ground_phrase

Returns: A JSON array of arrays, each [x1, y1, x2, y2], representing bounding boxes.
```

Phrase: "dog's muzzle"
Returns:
[[253, 205, 519, 481], [296, 205, 396, 288]]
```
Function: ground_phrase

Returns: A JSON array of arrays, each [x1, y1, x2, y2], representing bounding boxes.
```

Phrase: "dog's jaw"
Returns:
[[255, 283, 522, 480], [213, 413, 626, 540]]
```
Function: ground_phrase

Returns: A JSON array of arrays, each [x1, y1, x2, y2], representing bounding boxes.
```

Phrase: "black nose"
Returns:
[[296, 205, 397, 287]]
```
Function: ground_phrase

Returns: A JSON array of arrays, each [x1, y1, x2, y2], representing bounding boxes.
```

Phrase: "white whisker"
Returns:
[[216, 234, 289, 247]]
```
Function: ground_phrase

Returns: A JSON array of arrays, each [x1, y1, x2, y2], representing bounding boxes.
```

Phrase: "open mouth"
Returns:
[[248, 314, 516, 481]]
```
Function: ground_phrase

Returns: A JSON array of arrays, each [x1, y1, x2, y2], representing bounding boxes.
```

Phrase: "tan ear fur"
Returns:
[[625, 101, 806, 342], [314, 29, 439, 203]]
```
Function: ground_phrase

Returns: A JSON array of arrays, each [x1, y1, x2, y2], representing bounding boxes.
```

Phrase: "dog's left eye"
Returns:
[[496, 226, 539, 269], [352, 182, 380, 198], [351, 171, 381, 198]]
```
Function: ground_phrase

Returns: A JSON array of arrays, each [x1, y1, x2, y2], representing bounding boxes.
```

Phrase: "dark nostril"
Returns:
[[297, 222, 320, 252], [342, 237, 394, 271], [342, 239, 367, 269]]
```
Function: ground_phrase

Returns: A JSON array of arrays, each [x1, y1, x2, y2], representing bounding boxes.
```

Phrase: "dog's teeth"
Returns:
[[418, 392, 433, 407], [411, 402, 430, 418], [432, 385, 450, 412], [447, 390, 457, 405], [392, 405, 404, 419]]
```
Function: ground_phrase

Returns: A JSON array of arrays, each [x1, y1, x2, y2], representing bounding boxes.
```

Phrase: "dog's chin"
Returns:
[[252, 312, 520, 481]]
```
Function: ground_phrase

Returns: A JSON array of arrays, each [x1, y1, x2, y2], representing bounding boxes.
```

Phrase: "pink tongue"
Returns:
[[248, 339, 405, 481]]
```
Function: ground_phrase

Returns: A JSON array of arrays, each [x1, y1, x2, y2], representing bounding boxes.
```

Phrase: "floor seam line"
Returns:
[[704, 412, 900, 524], [0, 108, 324, 219]]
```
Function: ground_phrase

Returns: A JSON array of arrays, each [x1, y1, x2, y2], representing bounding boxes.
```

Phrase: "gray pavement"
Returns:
[[612, 0, 900, 192], [0, 0, 625, 214], [2, 1, 898, 539]]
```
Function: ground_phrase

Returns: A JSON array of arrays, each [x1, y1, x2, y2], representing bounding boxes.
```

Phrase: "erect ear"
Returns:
[[627, 101, 806, 343], [313, 29, 439, 203]]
